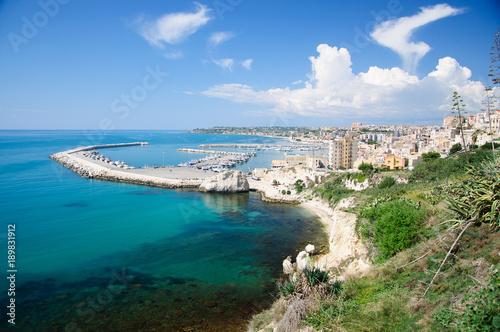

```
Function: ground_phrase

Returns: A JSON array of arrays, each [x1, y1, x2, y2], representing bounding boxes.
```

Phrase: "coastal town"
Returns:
[[191, 109, 500, 172]]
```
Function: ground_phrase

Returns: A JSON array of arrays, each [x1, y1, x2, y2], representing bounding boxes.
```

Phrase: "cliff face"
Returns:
[[198, 170, 249, 193], [344, 178, 370, 191], [262, 166, 328, 188], [306, 197, 371, 278]]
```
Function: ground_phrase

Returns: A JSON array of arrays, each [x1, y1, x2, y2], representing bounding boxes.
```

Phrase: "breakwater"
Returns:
[[76, 142, 149, 152], [50, 143, 201, 189]]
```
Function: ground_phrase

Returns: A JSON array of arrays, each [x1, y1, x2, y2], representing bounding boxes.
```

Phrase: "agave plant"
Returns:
[[447, 158, 500, 228]]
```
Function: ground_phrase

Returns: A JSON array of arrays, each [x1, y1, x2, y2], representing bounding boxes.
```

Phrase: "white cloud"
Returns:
[[203, 44, 490, 123], [213, 58, 234, 71], [208, 32, 233, 50], [137, 2, 212, 49], [371, 4, 464, 73], [162, 50, 183, 59], [241, 59, 253, 70]]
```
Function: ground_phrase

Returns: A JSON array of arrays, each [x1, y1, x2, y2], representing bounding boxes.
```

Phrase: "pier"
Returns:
[[73, 142, 149, 153], [50, 142, 208, 189], [199, 144, 263, 149], [177, 148, 247, 155], [177, 148, 256, 172]]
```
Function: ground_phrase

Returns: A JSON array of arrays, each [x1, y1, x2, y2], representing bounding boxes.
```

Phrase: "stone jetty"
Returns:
[[50, 143, 202, 189]]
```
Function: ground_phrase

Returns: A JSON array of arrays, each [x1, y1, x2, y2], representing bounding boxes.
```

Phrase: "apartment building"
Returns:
[[329, 137, 358, 169]]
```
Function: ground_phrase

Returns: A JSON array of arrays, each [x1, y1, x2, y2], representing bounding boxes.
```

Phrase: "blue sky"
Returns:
[[1, 0, 499, 130]]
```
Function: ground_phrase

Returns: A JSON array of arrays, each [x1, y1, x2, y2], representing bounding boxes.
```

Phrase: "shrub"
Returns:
[[304, 268, 330, 286], [287, 190, 291, 195], [278, 280, 296, 297], [358, 162, 374, 173], [282, 189, 286, 195], [294, 179, 305, 193], [362, 199, 426, 260], [459, 267, 500, 330], [379, 176, 396, 189], [478, 142, 500, 150], [422, 151, 441, 162], [450, 143, 462, 155]]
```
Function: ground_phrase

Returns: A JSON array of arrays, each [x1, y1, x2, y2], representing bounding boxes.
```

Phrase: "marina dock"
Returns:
[[177, 148, 256, 172]]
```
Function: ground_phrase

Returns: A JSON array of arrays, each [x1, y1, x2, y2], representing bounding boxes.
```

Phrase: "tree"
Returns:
[[358, 162, 374, 173], [422, 152, 440, 162], [450, 143, 462, 155], [294, 179, 305, 193], [451, 91, 470, 164]]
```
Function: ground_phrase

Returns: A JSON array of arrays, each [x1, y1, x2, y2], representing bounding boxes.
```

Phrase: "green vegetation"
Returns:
[[422, 151, 441, 162], [304, 267, 330, 286], [479, 142, 500, 150], [378, 176, 396, 189], [313, 173, 354, 204], [409, 150, 491, 183], [448, 158, 500, 227], [450, 143, 462, 155], [294, 179, 305, 193], [459, 265, 500, 330], [361, 199, 426, 261], [358, 162, 374, 173]]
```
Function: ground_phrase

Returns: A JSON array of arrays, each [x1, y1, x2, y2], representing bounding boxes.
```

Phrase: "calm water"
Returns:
[[0, 130, 327, 331]]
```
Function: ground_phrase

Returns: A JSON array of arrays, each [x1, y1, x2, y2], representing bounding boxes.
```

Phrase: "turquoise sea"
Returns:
[[0, 130, 327, 331]]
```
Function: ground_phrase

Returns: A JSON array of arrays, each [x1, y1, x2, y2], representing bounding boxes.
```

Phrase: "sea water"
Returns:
[[0, 130, 327, 331]]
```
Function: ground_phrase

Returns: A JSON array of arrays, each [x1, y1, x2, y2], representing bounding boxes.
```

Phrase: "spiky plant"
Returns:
[[447, 158, 500, 228]]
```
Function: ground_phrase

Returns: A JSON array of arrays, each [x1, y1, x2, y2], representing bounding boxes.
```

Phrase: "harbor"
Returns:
[[177, 148, 256, 172], [50, 141, 304, 204]]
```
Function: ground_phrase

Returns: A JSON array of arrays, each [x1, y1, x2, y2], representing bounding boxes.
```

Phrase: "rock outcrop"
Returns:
[[305, 244, 315, 254], [198, 170, 249, 193], [282, 256, 294, 275], [344, 178, 370, 191], [296, 251, 310, 272], [314, 197, 370, 277]]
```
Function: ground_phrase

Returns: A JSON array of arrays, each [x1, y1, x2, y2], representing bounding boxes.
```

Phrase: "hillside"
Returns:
[[249, 151, 499, 331]]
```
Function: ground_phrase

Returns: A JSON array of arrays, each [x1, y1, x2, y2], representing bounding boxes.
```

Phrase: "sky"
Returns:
[[1, 0, 499, 130]]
